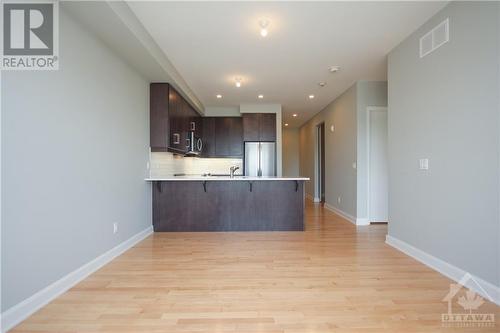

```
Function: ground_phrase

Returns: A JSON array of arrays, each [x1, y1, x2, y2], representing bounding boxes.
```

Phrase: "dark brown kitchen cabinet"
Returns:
[[150, 83, 201, 154], [242, 113, 260, 141], [152, 180, 305, 231], [201, 117, 243, 158], [201, 117, 215, 156], [242, 113, 276, 142], [168, 87, 184, 152], [215, 117, 243, 157], [150, 83, 170, 151], [259, 113, 276, 141]]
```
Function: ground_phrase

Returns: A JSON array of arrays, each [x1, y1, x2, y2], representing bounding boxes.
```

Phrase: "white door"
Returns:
[[368, 108, 388, 222]]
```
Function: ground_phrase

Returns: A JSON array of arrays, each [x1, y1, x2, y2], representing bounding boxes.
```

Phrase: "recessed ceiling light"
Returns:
[[292, 114, 298, 117], [259, 19, 269, 37], [318, 82, 326, 87], [309, 95, 315, 99], [285, 123, 289, 126], [235, 77, 242, 87], [216, 94, 222, 99], [329, 66, 341, 73], [258, 94, 264, 99]]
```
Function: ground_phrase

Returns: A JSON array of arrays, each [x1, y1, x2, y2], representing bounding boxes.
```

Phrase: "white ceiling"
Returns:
[[128, 1, 446, 127]]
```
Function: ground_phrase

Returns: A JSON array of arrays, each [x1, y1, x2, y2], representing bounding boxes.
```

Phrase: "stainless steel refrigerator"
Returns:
[[244, 142, 276, 176]]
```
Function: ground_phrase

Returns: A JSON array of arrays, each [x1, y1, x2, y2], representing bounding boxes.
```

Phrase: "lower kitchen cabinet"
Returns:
[[152, 180, 305, 231]]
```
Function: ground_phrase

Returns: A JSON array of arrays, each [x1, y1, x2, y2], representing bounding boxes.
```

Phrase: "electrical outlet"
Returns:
[[337, 196, 341, 204], [113, 222, 118, 234], [352, 162, 357, 169]]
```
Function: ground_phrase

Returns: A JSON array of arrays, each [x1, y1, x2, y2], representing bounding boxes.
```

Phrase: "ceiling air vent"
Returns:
[[420, 18, 449, 58]]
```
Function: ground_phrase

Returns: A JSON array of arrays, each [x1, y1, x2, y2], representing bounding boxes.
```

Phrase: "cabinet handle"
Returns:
[[295, 180, 299, 192], [248, 181, 253, 192], [173, 133, 180, 145], [203, 181, 207, 193]]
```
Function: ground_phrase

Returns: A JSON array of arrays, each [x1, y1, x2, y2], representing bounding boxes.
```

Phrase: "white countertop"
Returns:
[[145, 176, 309, 181]]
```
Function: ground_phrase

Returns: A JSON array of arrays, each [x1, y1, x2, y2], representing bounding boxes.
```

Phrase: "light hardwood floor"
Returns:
[[12, 200, 499, 332]]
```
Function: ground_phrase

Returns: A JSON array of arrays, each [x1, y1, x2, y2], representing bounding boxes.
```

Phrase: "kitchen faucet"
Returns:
[[229, 166, 240, 178]]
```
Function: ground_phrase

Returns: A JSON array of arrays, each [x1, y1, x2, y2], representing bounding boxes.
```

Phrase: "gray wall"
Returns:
[[1, 8, 151, 310], [299, 84, 358, 216], [356, 81, 388, 218], [282, 128, 300, 177], [388, 1, 499, 286]]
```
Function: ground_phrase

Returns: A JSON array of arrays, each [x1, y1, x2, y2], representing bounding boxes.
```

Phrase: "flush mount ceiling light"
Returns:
[[285, 123, 289, 126], [292, 114, 298, 117], [235, 77, 242, 87], [216, 94, 222, 99], [329, 66, 341, 73], [309, 95, 315, 99], [258, 94, 264, 99], [318, 82, 326, 87], [259, 19, 270, 37]]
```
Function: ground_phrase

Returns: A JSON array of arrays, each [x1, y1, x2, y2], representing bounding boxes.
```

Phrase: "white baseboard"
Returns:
[[1, 226, 153, 333], [324, 204, 354, 224], [386, 235, 500, 306], [355, 218, 370, 226], [305, 193, 320, 203], [324, 204, 369, 226]]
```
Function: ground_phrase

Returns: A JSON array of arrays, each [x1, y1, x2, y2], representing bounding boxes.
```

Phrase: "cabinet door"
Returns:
[[150, 83, 169, 151], [168, 88, 182, 151], [242, 113, 260, 141], [186, 103, 202, 137], [259, 113, 276, 141], [214, 117, 243, 157], [202, 117, 215, 157], [180, 97, 190, 151], [228, 117, 243, 156], [214, 117, 230, 156]]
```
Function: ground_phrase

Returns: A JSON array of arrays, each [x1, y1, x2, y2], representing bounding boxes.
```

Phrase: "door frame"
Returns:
[[315, 122, 325, 203], [366, 106, 388, 222]]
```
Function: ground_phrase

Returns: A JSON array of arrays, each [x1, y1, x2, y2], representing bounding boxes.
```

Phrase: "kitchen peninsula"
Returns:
[[146, 176, 308, 231]]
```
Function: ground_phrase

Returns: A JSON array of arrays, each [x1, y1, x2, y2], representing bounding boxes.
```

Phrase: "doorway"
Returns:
[[367, 107, 388, 223], [316, 123, 325, 203]]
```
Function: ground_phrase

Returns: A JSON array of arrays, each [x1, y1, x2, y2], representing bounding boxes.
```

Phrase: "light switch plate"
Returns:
[[419, 158, 429, 170], [330, 125, 335, 132]]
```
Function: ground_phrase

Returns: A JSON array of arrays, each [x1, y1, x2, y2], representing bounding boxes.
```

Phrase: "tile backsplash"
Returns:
[[149, 152, 243, 178]]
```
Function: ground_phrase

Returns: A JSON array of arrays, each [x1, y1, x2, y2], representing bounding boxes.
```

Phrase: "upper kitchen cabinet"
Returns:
[[259, 114, 276, 141], [242, 113, 276, 142], [215, 117, 243, 157], [201, 117, 216, 157], [150, 83, 170, 151], [202, 117, 243, 158], [150, 83, 201, 154]]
